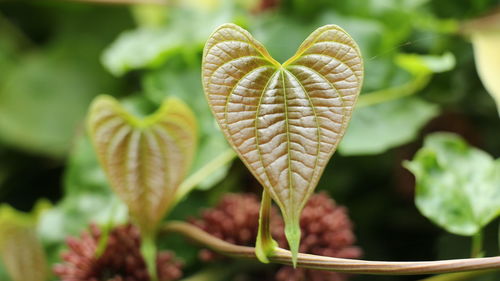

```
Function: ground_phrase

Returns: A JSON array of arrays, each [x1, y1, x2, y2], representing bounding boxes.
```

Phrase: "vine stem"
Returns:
[[174, 148, 236, 204], [161, 221, 500, 275], [471, 231, 484, 258], [356, 74, 430, 108]]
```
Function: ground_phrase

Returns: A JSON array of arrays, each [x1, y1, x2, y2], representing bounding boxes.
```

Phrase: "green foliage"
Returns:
[[0, 6, 128, 157], [340, 97, 439, 155], [2, 1, 500, 280], [0, 262, 12, 281], [38, 135, 127, 245], [405, 133, 500, 236], [0, 53, 105, 157], [102, 4, 237, 76]]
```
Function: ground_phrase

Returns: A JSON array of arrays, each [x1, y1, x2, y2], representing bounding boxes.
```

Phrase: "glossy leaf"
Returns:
[[87, 95, 197, 234], [339, 97, 439, 155], [405, 133, 500, 236], [202, 23, 363, 263]]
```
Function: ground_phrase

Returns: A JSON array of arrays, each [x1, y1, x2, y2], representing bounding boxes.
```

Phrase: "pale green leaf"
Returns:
[[202, 23, 363, 264], [395, 52, 456, 75], [102, 6, 235, 76], [405, 133, 500, 236], [0, 54, 103, 157], [87, 95, 197, 234], [339, 97, 439, 155]]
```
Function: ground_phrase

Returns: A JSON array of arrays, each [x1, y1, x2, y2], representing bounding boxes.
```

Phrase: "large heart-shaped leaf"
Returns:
[[87, 95, 197, 235], [202, 23, 363, 262]]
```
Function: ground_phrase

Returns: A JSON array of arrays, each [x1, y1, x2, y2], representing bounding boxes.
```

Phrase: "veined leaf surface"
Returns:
[[202, 23, 363, 262], [87, 96, 197, 234]]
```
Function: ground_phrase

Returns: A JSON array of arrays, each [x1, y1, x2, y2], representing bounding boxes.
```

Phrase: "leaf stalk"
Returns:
[[255, 190, 278, 263]]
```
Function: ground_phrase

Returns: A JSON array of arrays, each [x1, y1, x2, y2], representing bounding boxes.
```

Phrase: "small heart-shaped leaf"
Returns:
[[0, 201, 50, 281], [202, 23, 363, 263], [87, 95, 197, 235]]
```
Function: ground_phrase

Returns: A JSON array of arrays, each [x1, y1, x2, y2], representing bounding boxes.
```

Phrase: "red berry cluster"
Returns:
[[273, 193, 362, 281], [189, 193, 273, 261], [191, 192, 361, 281], [53, 224, 183, 281]]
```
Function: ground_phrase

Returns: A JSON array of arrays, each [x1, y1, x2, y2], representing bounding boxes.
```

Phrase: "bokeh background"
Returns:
[[1, 0, 500, 280]]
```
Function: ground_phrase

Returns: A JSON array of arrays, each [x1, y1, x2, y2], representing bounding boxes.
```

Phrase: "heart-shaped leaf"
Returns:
[[87, 95, 197, 235], [202, 23, 363, 263], [0, 201, 50, 281]]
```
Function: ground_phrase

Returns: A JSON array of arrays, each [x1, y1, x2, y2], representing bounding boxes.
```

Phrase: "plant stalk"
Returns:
[[357, 74, 430, 108], [255, 190, 278, 263], [141, 234, 158, 281], [175, 149, 236, 204], [161, 221, 500, 275], [471, 230, 484, 258]]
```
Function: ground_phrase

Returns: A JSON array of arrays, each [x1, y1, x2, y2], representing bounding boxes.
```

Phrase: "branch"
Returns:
[[162, 221, 500, 275]]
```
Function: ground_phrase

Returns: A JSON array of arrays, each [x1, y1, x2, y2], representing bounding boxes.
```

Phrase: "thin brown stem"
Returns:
[[161, 221, 500, 276]]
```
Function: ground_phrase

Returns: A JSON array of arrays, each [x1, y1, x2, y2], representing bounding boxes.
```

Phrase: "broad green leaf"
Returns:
[[0, 201, 49, 281], [405, 133, 500, 236], [202, 23, 363, 264], [339, 97, 439, 155], [102, 6, 235, 76], [87, 95, 197, 235], [0, 53, 105, 157], [0, 9, 126, 157], [357, 52, 455, 108]]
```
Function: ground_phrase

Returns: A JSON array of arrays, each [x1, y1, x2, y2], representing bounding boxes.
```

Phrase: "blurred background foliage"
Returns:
[[1, 0, 500, 280]]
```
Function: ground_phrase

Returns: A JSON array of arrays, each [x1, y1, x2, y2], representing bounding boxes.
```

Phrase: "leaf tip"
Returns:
[[284, 217, 301, 268]]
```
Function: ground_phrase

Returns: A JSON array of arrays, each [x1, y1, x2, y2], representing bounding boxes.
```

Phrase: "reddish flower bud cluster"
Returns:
[[273, 193, 362, 281], [191, 192, 361, 281], [53, 224, 183, 281], [189, 193, 266, 261]]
